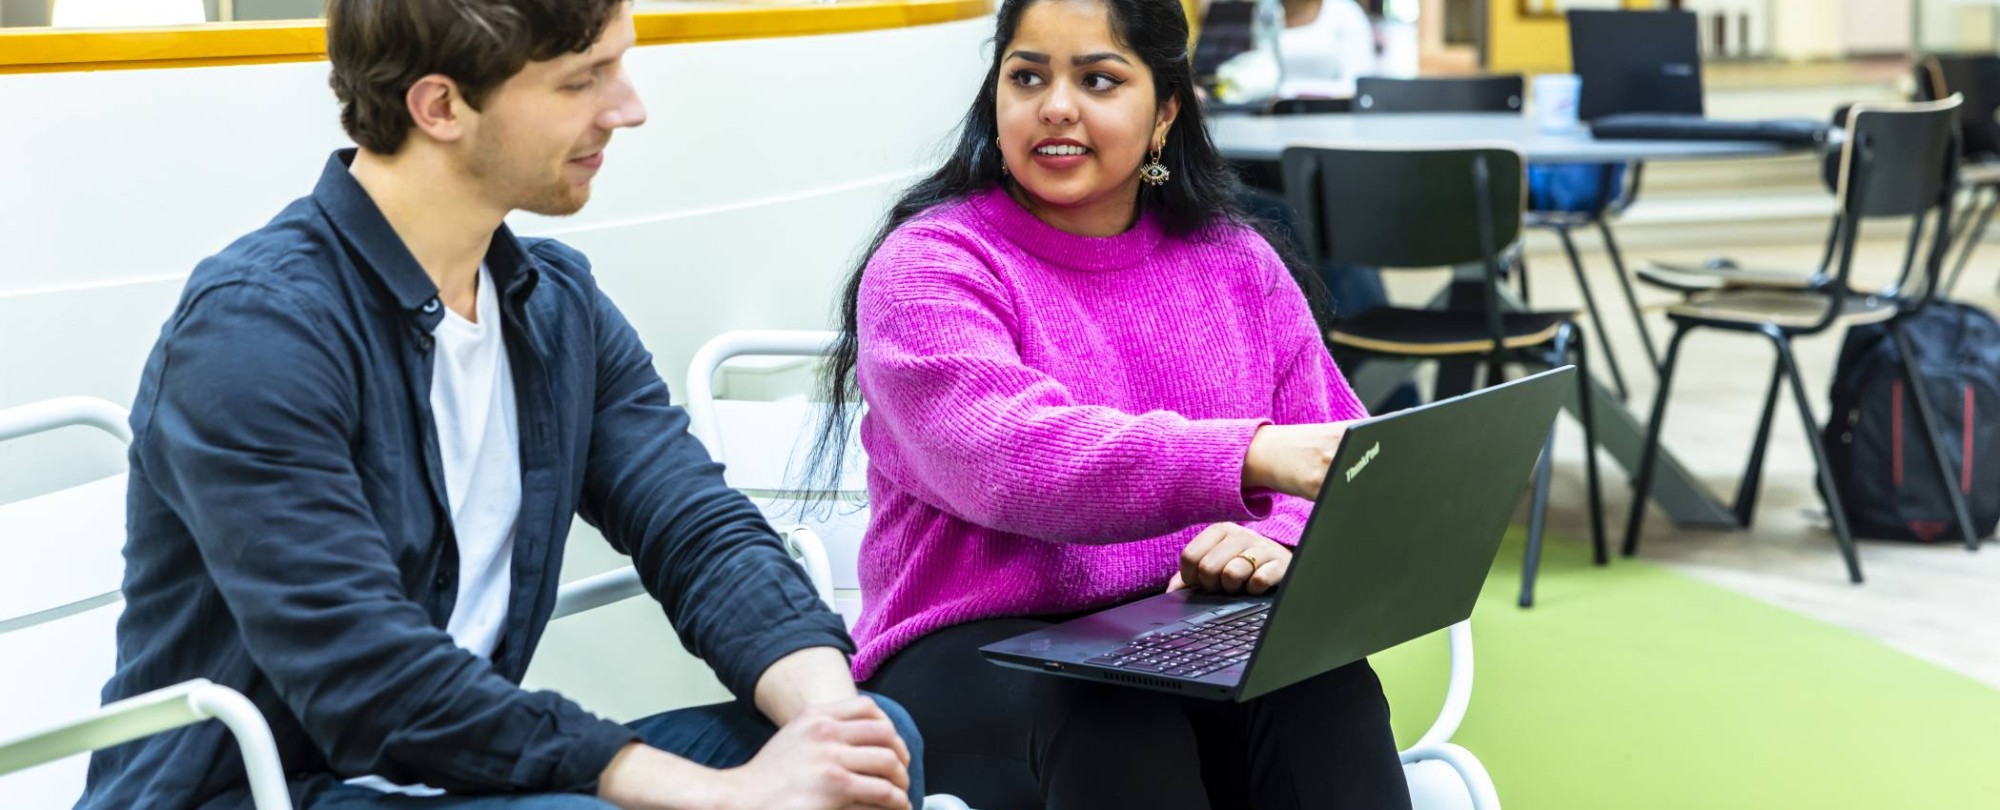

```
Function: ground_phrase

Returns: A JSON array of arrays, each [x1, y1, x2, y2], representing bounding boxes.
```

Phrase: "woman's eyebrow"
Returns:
[[1072, 53, 1131, 66]]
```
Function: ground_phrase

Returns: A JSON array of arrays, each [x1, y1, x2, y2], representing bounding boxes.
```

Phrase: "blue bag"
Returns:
[[1527, 163, 1626, 214]]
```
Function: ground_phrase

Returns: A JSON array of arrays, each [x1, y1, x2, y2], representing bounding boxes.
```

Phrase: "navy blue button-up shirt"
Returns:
[[80, 151, 851, 809]]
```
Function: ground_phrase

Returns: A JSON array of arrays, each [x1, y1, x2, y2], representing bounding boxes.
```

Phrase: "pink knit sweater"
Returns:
[[849, 186, 1368, 680]]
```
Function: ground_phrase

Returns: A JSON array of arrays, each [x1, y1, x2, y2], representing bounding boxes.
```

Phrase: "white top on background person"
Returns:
[[1278, 0, 1376, 98]]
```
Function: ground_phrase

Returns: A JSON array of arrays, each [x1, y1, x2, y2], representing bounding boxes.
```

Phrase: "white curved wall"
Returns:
[[0, 18, 992, 720], [2, 18, 991, 500]]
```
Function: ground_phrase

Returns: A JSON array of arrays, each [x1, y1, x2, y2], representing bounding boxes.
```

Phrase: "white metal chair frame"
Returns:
[[682, 330, 1499, 810], [0, 398, 899, 809], [0, 397, 294, 810]]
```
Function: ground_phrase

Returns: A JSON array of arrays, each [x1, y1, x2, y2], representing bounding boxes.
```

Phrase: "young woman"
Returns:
[[810, 0, 1412, 806]]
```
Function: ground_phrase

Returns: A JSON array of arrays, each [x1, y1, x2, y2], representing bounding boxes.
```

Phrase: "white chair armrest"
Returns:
[[0, 679, 291, 810], [0, 397, 131, 445], [551, 567, 647, 621], [1409, 620, 1474, 752], [779, 527, 837, 611], [1401, 742, 1500, 810], [684, 330, 838, 453]]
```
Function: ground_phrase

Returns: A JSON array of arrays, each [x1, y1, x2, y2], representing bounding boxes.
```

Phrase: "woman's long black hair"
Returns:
[[802, 0, 1332, 495]]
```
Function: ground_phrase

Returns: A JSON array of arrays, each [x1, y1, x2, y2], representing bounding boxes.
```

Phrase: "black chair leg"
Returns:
[[1557, 225, 1630, 402], [1520, 327, 1570, 608], [1771, 329, 1864, 584], [1892, 322, 1983, 550], [1571, 327, 1609, 566], [1624, 323, 1692, 558], [1516, 248, 1532, 305], [1945, 187, 1997, 298], [1733, 359, 1786, 529], [1596, 219, 1662, 374], [1520, 431, 1557, 608]]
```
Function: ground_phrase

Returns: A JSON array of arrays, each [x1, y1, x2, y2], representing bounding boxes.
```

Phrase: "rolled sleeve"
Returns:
[[565, 250, 855, 702]]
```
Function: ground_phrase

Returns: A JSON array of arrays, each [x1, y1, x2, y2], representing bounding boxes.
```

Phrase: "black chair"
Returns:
[[1914, 54, 2000, 295], [1624, 97, 1980, 582], [1281, 144, 1607, 607], [1633, 107, 1847, 297], [1353, 75, 1523, 113], [1350, 75, 1653, 406]]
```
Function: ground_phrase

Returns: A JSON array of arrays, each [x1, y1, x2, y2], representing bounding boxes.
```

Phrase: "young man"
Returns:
[[79, 2, 920, 808]]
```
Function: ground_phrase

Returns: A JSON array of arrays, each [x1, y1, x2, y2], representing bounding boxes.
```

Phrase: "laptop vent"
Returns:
[[1101, 671, 1185, 691]]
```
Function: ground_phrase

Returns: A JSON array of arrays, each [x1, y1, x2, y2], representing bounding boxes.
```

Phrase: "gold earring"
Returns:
[[1139, 138, 1170, 186]]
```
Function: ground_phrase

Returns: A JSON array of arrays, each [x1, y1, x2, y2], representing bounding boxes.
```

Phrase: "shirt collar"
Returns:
[[312, 149, 540, 330]]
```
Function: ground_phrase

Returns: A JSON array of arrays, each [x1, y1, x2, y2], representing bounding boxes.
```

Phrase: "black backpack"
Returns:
[[1822, 301, 2000, 542]]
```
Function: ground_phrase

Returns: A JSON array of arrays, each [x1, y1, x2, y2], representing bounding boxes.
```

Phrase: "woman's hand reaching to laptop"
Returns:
[[1168, 421, 1351, 594], [1166, 523, 1291, 596], [1242, 421, 1352, 500]]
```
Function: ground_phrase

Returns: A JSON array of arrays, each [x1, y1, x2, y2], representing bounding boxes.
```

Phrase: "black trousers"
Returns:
[[865, 616, 1413, 810]]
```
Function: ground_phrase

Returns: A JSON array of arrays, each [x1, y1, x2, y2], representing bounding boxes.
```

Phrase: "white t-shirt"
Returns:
[[1279, 0, 1378, 99], [351, 265, 521, 795]]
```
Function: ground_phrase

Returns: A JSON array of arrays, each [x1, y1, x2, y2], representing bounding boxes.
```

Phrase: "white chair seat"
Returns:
[[748, 493, 868, 626], [710, 400, 865, 493], [0, 473, 129, 801], [0, 600, 125, 805], [710, 398, 870, 625], [1403, 758, 1477, 810], [0, 474, 128, 621]]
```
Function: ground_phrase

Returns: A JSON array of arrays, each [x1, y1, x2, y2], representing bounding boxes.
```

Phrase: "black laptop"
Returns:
[[1568, 9, 1826, 145], [980, 367, 1572, 702], [1568, 9, 1705, 121]]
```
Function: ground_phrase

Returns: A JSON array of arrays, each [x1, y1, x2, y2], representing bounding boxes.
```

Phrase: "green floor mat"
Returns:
[[1370, 529, 2000, 809]]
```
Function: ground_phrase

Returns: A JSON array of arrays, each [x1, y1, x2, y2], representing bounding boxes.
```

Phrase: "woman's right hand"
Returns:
[[1241, 422, 1353, 500]]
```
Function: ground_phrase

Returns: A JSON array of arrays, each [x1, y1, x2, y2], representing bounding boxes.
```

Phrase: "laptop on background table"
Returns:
[[1568, 9, 1827, 145], [1568, 9, 1705, 121], [980, 367, 1573, 702]]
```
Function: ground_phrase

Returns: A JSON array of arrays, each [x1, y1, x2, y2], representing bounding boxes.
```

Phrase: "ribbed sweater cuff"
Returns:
[[1177, 418, 1274, 523], [1248, 499, 1313, 547]]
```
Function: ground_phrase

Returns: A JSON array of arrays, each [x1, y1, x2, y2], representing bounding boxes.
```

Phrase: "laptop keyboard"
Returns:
[[1084, 604, 1269, 678]]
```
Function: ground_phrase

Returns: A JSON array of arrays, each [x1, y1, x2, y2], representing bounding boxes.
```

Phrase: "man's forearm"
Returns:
[[599, 741, 733, 810], [752, 646, 860, 726]]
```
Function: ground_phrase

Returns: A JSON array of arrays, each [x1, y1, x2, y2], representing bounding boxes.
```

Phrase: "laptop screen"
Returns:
[[1192, 1, 1257, 89], [1567, 9, 1704, 120]]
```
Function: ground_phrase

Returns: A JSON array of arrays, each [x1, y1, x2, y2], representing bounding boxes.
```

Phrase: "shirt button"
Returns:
[[435, 571, 452, 588], [422, 299, 441, 314]]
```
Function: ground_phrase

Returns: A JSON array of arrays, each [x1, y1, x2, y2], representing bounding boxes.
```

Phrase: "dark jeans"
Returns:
[[303, 694, 923, 809], [865, 618, 1411, 810]]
